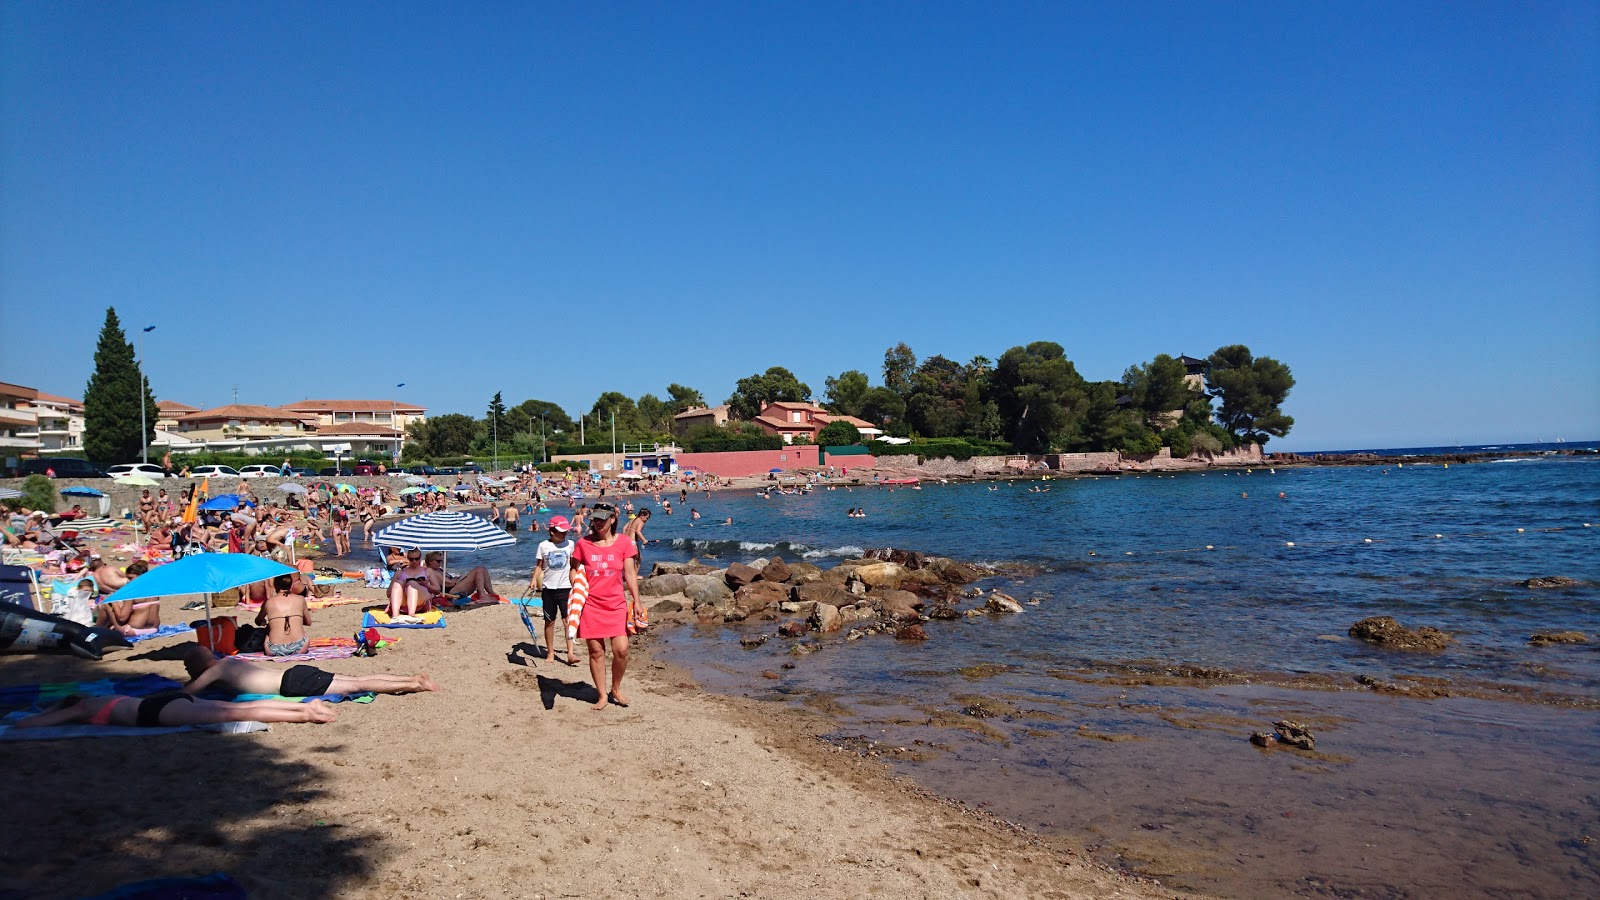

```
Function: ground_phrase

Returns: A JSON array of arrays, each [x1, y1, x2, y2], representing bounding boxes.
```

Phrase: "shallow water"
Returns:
[[467, 458, 1600, 896]]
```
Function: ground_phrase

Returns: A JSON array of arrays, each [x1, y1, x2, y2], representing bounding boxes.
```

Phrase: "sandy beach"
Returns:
[[1, 559, 1174, 899]]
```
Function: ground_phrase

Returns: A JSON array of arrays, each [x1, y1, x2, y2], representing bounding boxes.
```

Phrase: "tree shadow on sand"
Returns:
[[0, 653, 390, 900]]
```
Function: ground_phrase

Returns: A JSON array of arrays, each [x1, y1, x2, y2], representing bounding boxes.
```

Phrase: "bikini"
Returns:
[[265, 614, 308, 656]]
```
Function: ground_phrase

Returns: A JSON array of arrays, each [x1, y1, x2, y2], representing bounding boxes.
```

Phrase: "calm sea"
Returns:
[[470, 451, 1600, 897]]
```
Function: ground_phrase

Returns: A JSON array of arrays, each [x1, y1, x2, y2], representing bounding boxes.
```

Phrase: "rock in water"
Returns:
[[986, 592, 1024, 614], [1529, 631, 1589, 645], [778, 621, 810, 638], [852, 561, 909, 590], [724, 562, 760, 589], [1522, 576, 1580, 589], [1348, 616, 1452, 652], [895, 624, 929, 641], [811, 602, 841, 633], [877, 589, 924, 622], [640, 573, 687, 597], [1273, 720, 1316, 751], [1249, 732, 1274, 748]]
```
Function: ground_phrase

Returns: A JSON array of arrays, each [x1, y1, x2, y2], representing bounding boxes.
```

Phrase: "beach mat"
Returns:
[[362, 609, 446, 629], [233, 691, 376, 704], [234, 637, 360, 663]]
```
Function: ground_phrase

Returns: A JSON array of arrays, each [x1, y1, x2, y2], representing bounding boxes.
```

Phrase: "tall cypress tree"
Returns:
[[83, 307, 156, 464]]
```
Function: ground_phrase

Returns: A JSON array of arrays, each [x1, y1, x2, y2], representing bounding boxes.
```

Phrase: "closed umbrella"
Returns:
[[372, 510, 515, 579], [103, 553, 296, 649], [121, 475, 161, 487]]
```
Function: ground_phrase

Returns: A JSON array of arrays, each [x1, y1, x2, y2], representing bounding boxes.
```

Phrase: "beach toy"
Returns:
[[564, 567, 590, 644], [0, 601, 131, 660]]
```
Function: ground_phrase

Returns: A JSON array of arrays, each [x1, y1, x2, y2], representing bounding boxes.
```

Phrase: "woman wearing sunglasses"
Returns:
[[571, 502, 640, 710]]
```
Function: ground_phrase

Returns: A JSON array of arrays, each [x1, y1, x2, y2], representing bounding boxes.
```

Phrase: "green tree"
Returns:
[[19, 475, 57, 513], [426, 414, 478, 456], [665, 383, 705, 413], [1075, 381, 1139, 452], [859, 386, 906, 427], [726, 366, 811, 420], [882, 342, 917, 398], [1122, 354, 1193, 427], [905, 355, 965, 437], [1207, 345, 1296, 444], [823, 370, 871, 417], [588, 392, 642, 438], [513, 399, 575, 435], [991, 342, 1088, 453], [817, 420, 862, 446], [636, 394, 674, 433], [82, 307, 157, 464]]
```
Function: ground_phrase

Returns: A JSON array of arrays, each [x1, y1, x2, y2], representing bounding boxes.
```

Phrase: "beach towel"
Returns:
[[236, 594, 365, 612], [564, 567, 590, 643], [0, 720, 196, 741], [311, 576, 355, 585], [234, 637, 360, 663], [126, 623, 196, 643], [0, 674, 181, 715], [47, 578, 80, 601], [232, 691, 376, 704], [362, 609, 445, 629]]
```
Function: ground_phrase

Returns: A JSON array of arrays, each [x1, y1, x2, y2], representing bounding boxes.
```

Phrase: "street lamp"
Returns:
[[540, 414, 546, 465], [393, 383, 405, 463], [139, 325, 156, 464]]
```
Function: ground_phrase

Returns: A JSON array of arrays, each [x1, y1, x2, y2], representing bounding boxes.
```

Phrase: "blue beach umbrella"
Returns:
[[105, 553, 297, 649], [199, 495, 240, 511], [60, 486, 106, 497]]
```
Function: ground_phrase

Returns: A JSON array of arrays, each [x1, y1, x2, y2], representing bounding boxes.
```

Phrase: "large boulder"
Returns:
[[1349, 616, 1452, 652], [759, 557, 793, 584], [877, 589, 924, 622], [684, 574, 733, 609], [811, 603, 841, 633], [734, 581, 789, 616], [725, 562, 760, 589], [786, 561, 823, 583], [821, 565, 858, 587], [927, 557, 984, 585], [1522, 576, 1580, 589], [794, 581, 854, 608], [652, 560, 715, 577], [649, 596, 685, 614], [640, 573, 687, 597], [852, 561, 909, 590]]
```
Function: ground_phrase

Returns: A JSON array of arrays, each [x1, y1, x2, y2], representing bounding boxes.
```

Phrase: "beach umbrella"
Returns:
[[403, 474, 428, 485], [0, 488, 22, 500], [335, 483, 355, 493], [60, 486, 106, 497], [199, 495, 240, 511], [121, 475, 161, 487], [373, 509, 515, 578], [768, 468, 783, 474], [276, 483, 307, 494], [103, 553, 296, 650], [399, 486, 426, 495]]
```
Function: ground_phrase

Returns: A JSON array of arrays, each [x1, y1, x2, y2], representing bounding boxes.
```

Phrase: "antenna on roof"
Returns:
[[232, 384, 239, 403]]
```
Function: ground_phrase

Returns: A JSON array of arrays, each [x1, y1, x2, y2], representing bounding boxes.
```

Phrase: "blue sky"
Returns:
[[2, 2, 1595, 451]]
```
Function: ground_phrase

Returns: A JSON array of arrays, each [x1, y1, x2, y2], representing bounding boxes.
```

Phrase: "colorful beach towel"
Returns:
[[0, 674, 182, 715], [126, 623, 196, 643], [0, 721, 196, 741], [232, 691, 376, 704], [362, 609, 446, 629], [234, 637, 360, 663]]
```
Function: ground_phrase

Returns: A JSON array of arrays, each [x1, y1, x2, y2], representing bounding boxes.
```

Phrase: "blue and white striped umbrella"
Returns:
[[373, 510, 516, 552], [0, 488, 22, 500]]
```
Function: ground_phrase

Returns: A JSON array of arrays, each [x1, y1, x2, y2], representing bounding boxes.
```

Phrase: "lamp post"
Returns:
[[492, 394, 499, 472], [540, 415, 546, 465], [139, 325, 156, 464], [393, 383, 405, 463]]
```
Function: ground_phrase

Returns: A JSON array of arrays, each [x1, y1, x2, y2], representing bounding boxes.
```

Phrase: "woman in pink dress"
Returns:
[[571, 502, 639, 710]]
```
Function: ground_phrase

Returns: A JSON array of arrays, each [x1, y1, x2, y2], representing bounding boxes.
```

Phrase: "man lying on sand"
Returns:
[[15, 693, 337, 728], [182, 646, 440, 697]]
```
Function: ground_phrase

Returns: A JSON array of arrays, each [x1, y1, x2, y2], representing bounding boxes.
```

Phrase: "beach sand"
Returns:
[[2, 572, 1174, 899]]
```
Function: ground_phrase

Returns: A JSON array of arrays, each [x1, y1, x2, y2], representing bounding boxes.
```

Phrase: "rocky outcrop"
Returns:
[[793, 582, 853, 608], [684, 574, 733, 609], [863, 548, 927, 570], [811, 603, 841, 633], [876, 589, 924, 622], [985, 592, 1024, 614], [649, 597, 685, 614], [851, 561, 908, 590], [785, 561, 823, 583], [651, 560, 715, 577], [1522, 576, 1580, 589], [733, 581, 789, 615], [1349, 616, 1452, 652]]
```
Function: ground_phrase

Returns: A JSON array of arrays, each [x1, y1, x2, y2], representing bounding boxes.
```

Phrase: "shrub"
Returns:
[[1120, 426, 1162, 456], [817, 420, 861, 446], [20, 475, 57, 513], [1161, 427, 1193, 459]]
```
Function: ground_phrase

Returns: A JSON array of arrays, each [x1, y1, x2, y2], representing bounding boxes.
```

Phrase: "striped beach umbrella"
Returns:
[[0, 488, 22, 500], [373, 510, 516, 552]]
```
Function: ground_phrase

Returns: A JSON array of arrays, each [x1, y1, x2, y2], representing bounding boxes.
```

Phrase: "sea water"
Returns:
[[471, 455, 1599, 896]]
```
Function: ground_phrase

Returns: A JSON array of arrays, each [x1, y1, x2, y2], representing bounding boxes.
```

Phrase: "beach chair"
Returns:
[[0, 564, 42, 611]]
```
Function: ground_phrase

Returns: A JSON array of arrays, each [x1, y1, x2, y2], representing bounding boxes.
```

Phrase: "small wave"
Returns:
[[739, 541, 777, 551], [802, 544, 864, 559]]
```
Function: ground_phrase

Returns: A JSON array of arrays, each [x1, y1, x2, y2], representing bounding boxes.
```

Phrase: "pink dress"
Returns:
[[572, 534, 637, 639]]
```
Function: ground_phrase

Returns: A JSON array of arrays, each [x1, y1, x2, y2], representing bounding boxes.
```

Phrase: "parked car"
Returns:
[[434, 466, 461, 476], [286, 467, 318, 477], [406, 465, 438, 477], [352, 461, 377, 476], [318, 466, 354, 477], [238, 465, 283, 479], [18, 458, 111, 479], [107, 463, 169, 480], [189, 465, 240, 479], [460, 463, 485, 474]]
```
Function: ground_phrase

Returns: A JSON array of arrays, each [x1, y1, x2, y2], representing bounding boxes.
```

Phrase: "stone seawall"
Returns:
[[861, 443, 1264, 479]]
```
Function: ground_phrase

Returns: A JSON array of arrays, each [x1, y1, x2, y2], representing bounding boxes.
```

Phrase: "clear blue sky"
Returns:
[[3, 2, 1596, 451]]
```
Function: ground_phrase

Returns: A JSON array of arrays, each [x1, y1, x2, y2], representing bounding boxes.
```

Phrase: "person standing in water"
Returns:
[[570, 502, 639, 710]]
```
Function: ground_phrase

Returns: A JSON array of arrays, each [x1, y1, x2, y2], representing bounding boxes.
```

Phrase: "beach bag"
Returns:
[[364, 567, 392, 589], [194, 616, 238, 655]]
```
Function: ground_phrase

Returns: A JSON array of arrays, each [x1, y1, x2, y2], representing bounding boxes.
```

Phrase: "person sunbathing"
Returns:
[[257, 574, 311, 657], [424, 551, 502, 603], [387, 551, 447, 616], [182, 646, 439, 697], [15, 692, 336, 728], [91, 558, 162, 635]]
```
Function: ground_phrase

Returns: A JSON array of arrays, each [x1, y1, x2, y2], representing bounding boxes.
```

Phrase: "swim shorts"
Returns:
[[279, 664, 335, 697], [266, 636, 309, 657], [136, 693, 195, 727], [541, 588, 571, 623]]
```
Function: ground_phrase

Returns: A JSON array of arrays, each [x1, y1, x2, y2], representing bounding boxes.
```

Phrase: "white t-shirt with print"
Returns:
[[536, 539, 575, 590]]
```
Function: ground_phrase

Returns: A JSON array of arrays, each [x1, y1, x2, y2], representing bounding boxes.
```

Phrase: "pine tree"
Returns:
[[82, 307, 156, 464]]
